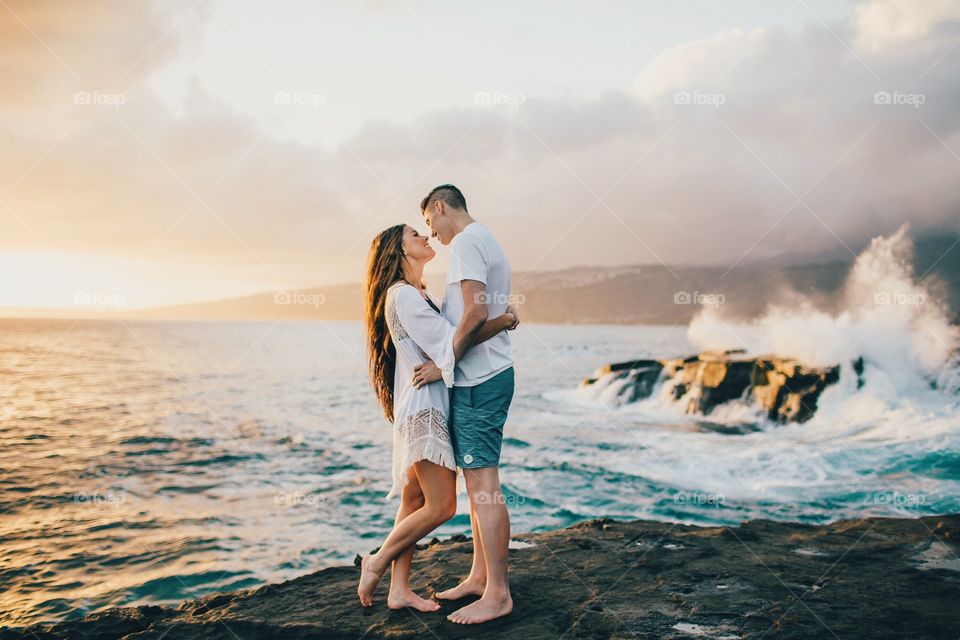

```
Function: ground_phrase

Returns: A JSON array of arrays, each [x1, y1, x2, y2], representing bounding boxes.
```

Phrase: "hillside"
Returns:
[[116, 233, 958, 324]]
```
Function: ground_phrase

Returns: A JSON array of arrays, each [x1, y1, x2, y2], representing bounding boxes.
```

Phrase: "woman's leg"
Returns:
[[358, 460, 457, 606], [390, 468, 423, 590], [386, 469, 439, 611]]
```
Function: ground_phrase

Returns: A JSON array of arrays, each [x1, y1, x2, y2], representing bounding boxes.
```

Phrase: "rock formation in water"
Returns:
[[582, 349, 855, 423]]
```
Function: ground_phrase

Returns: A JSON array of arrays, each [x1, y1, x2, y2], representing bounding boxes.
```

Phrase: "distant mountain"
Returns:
[[105, 232, 960, 324]]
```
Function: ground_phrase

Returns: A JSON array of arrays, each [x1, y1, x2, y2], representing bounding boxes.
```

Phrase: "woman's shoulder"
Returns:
[[387, 280, 416, 293], [386, 280, 411, 302], [386, 282, 424, 334], [389, 281, 429, 306]]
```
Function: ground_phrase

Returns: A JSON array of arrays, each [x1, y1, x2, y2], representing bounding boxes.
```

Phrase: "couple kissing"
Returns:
[[358, 184, 518, 625]]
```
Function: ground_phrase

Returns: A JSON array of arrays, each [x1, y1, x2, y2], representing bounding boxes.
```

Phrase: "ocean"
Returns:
[[1, 314, 958, 627]]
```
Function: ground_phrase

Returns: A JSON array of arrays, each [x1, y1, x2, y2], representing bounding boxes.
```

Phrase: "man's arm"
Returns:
[[474, 309, 516, 343], [452, 279, 487, 360], [412, 282, 520, 390], [411, 303, 518, 389]]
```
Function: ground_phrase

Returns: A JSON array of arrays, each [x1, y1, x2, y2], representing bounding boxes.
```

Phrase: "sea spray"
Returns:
[[687, 224, 959, 393], [512, 229, 960, 548], [577, 225, 959, 431]]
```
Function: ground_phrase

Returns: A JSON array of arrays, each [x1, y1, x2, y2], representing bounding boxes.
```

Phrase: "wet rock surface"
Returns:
[[4, 514, 958, 639]]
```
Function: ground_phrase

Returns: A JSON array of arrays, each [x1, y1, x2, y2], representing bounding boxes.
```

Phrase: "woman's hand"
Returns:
[[412, 360, 443, 388], [504, 304, 520, 330]]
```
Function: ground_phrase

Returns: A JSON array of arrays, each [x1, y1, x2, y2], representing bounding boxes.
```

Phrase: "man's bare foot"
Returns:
[[357, 555, 385, 607], [387, 588, 441, 612], [447, 591, 513, 624], [435, 576, 486, 600]]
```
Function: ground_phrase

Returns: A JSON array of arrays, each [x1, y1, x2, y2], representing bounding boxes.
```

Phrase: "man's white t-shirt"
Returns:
[[442, 222, 513, 387]]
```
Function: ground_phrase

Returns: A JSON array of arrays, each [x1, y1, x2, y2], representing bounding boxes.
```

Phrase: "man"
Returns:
[[416, 184, 516, 625]]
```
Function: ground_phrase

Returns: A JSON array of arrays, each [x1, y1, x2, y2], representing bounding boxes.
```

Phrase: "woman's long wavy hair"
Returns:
[[364, 224, 410, 421]]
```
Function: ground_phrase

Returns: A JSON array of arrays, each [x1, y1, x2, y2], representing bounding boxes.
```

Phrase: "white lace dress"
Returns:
[[384, 282, 457, 499]]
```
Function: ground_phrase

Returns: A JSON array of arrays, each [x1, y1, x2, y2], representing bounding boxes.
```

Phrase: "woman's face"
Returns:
[[401, 225, 435, 262]]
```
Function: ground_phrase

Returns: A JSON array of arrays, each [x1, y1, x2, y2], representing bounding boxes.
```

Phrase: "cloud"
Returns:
[[1, 1, 353, 288], [2, 0, 959, 302], [0, 0, 191, 114], [855, 0, 960, 51], [636, 27, 769, 100]]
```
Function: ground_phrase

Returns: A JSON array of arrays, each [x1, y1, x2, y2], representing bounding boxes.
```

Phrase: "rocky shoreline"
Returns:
[[3, 513, 958, 639]]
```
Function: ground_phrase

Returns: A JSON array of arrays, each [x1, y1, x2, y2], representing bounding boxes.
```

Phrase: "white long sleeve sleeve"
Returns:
[[394, 284, 456, 388]]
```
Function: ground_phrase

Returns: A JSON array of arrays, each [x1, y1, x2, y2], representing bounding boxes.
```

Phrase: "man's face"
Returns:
[[422, 201, 454, 245]]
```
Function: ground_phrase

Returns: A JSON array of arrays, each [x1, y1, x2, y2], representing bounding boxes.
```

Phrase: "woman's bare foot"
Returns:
[[387, 587, 441, 612], [357, 555, 386, 607], [435, 575, 486, 600], [447, 589, 513, 624]]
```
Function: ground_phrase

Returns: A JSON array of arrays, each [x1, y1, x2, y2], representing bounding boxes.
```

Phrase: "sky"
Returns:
[[1, 0, 959, 310]]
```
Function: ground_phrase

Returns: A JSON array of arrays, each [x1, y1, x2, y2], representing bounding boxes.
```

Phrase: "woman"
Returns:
[[358, 223, 517, 610]]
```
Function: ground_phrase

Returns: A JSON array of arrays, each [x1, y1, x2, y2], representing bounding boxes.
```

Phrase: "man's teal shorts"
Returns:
[[449, 366, 515, 469]]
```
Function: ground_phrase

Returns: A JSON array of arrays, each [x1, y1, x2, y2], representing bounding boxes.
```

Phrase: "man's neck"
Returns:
[[450, 214, 477, 238]]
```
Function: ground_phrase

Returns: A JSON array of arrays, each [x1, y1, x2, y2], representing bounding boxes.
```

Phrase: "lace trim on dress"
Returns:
[[386, 286, 410, 340], [399, 407, 451, 444], [386, 407, 455, 500]]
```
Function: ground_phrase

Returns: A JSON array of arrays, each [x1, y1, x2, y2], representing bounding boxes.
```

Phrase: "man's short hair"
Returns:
[[420, 184, 468, 213]]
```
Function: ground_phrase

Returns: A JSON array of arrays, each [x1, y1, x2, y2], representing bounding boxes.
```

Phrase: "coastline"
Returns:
[[4, 513, 958, 640]]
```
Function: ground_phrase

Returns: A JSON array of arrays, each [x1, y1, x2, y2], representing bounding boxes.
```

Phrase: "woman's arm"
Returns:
[[394, 285, 458, 388], [411, 306, 518, 389]]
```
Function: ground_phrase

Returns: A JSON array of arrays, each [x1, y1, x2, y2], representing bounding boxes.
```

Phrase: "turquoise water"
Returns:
[[1, 318, 957, 627]]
